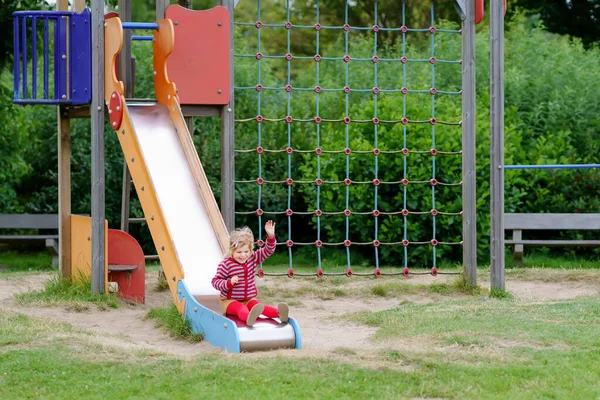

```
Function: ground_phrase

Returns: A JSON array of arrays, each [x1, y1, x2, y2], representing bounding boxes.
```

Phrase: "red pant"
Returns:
[[226, 299, 278, 321]]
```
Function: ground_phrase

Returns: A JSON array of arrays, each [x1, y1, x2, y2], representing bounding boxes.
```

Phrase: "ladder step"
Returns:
[[128, 217, 146, 223]]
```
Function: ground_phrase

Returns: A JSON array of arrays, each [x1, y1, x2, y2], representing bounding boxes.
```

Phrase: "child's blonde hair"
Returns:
[[224, 226, 254, 257]]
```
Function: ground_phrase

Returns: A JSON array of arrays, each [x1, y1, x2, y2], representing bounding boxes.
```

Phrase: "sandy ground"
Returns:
[[0, 271, 597, 358]]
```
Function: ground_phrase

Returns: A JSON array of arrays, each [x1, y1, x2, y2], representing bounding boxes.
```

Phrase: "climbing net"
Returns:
[[233, 0, 464, 277]]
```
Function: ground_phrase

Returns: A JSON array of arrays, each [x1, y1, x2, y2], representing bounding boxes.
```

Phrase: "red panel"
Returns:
[[166, 5, 230, 105], [475, 0, 484, 24], [108, 229, 145, 304]]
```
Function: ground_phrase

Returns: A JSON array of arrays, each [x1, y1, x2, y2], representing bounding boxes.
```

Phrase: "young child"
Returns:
[[211, 220, 289, 327]]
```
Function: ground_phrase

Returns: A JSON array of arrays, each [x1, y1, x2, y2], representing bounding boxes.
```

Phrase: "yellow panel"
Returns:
[[70, 215, 108, 292]]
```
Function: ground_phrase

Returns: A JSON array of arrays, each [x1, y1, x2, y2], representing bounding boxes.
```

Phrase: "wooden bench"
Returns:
[[0, 214, 59, 267], [505, 213, 600, 262]]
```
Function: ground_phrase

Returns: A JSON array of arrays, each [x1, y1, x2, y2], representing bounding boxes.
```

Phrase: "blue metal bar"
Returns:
[[13, 99, 72, 105], [13, 16, 19, 99], [54, 16, 59, 100], [132, 35, 154, 41], [44, 18, 49, 99], [505, 164, 600, 170], [13, 11, 74, 16], [32, 16, 37, 99], [122, 22, 158, 30], [21, 16, 27, 98]]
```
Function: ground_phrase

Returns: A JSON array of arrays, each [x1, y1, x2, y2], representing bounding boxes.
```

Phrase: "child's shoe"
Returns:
[[278, 302, 289, 323], [246, 303, 265, 327]]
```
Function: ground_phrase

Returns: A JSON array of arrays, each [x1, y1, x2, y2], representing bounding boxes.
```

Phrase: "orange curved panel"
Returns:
[[475, 0, 484, 24], [104, 15, 124, 103], [154, 18, 178, 105], [166, 5, 230, 105], [108, 229, 145, 304]]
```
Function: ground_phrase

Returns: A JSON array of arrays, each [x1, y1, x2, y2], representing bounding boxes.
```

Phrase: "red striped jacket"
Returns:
[[211, 237, 276, 300]]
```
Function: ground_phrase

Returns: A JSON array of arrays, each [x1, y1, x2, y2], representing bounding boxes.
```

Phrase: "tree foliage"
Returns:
[[1, 3, 599, 265], [510, 0, 600, 47]]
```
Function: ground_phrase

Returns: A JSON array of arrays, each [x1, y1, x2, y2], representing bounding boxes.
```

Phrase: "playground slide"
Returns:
[[103, 16, 301, 352]]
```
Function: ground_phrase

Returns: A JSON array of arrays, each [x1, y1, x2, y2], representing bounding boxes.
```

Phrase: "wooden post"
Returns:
[[156, 0, 169, 19], [119, 0, 134, 233], [56, 0, 71, 278], [461, 0, 477, 286], [91, 0, 105, 294], [490, 0, 505, 290], [57, 105, 71, 278], [220, 0, 235, 231], [73, 0, 86, 12], [513, 230, 523, 263], [179, 1, 195, 142]]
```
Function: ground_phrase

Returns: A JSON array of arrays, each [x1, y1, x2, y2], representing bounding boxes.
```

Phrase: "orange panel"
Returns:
[[475, 0, 484, 24], [154, 18, 178, 106], [104, 15, 125, 103], [166, 5, 230, 105], [107, 229, 145, 304]]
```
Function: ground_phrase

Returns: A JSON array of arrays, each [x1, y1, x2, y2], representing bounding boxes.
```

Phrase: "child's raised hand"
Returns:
[[231, 276, 239, 285], [265, 220, 276, 238]]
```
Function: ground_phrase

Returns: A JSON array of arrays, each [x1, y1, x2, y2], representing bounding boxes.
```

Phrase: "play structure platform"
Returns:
[[12, 6, 301, 352]]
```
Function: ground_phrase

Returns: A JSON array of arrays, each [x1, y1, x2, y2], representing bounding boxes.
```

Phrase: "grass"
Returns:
[[2, 251, 600, 398], [505, 253, 600, 269], [0, 250, 53, 274], [258, 274, 482, 305], [145, 304, 203, 343], [2, 293, 600, 398], [15, 275, 120, 311]]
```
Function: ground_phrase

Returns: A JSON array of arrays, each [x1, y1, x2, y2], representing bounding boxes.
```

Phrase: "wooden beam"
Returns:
[[118, 0, 133, 97], [505, 213, 600, 230], [73, 0, 86, 12], [0, 214, 58, 229], [505, 240, 600, 246], [220, 0, 235, 231], [156, 0, 169, 19], [490, 0, 505, 291], [461, 0, 477, 287], [57, 0, 71, 280], [91, 0, 105, 294], [119, 0, 133, 233], [180, 105, 221, 117]]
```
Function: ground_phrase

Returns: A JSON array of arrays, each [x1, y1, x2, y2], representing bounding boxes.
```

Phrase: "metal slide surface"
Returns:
[[128, 102, 221, 295], [124, 102, 300, 352]]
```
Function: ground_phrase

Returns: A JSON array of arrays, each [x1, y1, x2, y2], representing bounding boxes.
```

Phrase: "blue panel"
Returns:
[[12, 10, 91, 105], [69, 9, 92, 105], [177, 280, 241, 353]]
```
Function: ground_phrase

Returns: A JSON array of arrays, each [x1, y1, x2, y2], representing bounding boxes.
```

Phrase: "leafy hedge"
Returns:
[[1, 13, 599, 264]]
